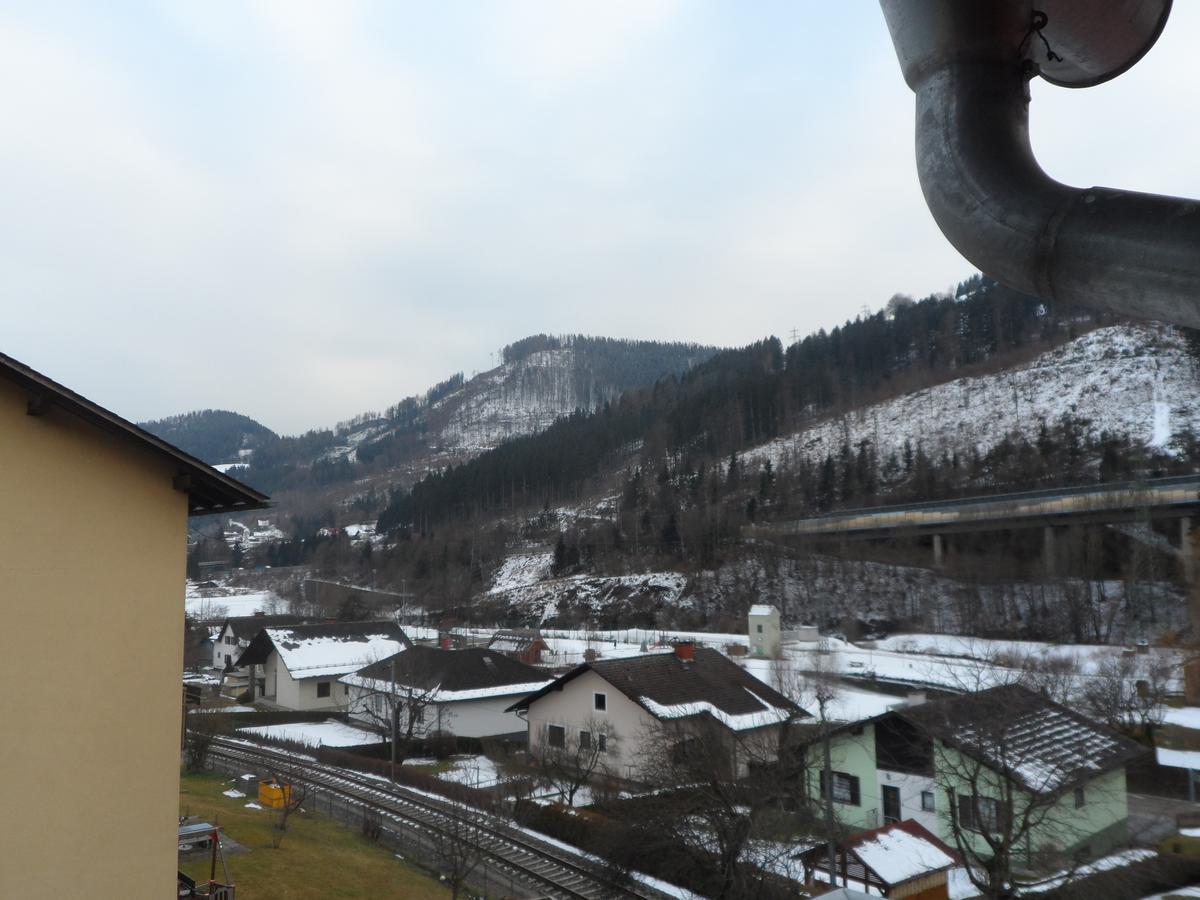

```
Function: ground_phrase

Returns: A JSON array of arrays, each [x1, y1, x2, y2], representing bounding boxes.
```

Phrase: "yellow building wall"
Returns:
[[0, 377, 187, 898]]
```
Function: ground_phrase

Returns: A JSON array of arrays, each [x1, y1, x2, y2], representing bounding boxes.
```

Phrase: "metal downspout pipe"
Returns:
[[879, 1, 1200, 329]]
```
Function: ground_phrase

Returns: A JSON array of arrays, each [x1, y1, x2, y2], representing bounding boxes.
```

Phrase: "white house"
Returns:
[[212, 613, 306, 670], [507, 643, 807, 782], [748, 604, 781, 658], [342, 646, 552, 739], [236, 621, 411, 711]]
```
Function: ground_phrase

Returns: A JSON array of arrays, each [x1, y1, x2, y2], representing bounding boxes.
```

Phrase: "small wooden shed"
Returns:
[[798, 819, 959, 899]]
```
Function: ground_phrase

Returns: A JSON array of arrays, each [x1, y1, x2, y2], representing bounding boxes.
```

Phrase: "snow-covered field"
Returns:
[[744, 323, 1200, 472], [238, 719, 380, 748], [185, 589, 286, 620]]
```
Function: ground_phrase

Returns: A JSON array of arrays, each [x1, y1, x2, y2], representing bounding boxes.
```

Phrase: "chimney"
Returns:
[[674, 641, 694, 663], [253, 611, 264, 618]]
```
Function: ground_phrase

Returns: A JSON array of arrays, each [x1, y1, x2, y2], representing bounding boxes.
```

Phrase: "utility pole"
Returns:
[[390, 658, 398, 783]]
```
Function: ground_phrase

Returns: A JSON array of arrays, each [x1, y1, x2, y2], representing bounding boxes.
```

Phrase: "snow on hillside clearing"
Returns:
[[487, 571, 688, 623], [439, 349, 613, 452], [238, 719, 379, 748], [488, 551, 554, 594], [744, 324, 1200, 472]]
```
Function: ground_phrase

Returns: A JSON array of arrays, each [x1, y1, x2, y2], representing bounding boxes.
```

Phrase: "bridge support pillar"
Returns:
[[1043, 526, 1057, 577], [932, 534, 944, 568], [1182, 518, 1196, 585]]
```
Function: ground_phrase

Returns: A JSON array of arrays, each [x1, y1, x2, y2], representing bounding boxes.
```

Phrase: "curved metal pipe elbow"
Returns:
[[883, 0, 1200, 329]]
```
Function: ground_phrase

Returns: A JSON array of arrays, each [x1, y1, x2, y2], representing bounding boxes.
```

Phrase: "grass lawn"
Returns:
[[180, 771, 450, 899]]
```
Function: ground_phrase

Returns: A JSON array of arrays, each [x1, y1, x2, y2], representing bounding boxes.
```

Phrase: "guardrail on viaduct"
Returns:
[[768, 474, 1200, 539]]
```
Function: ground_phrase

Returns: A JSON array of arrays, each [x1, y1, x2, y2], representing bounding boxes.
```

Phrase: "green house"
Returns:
[[802, 684, 1143, 867]]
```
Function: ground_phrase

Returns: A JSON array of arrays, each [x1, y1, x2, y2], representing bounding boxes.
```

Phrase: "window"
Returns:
[[820, 771, 861, 806], [547, 724, 565, 748], [756, 624, 763, 633], [316, 681, 331, 698], [921, 791, 936, 812], [1074, 786, 1086, 809], [598, 733, 608, 753], [580, 730, 592, 750], [593, 692, 607, 712], [958, 794, 1005, 833]]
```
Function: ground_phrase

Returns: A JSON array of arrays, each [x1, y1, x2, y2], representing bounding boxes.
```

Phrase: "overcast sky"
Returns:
[[3, 2, 1199, 434]]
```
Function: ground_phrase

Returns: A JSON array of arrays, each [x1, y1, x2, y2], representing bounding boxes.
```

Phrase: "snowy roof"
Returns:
[[219, 614, 307, 643], [237, 621, 412, 680], [748, 604, 778, 617], [487, 628, 545, 654], [508, 647, 809, 731], [895, 684, 1144, 792], [340, 646, 552, 702], [797, 820, 958, 890], [843, 820, 957, 885], [1156, 746, 1200, 771]]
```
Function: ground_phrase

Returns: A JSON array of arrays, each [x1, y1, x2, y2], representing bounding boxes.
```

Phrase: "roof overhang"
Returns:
[[1, 351, 270, 516]]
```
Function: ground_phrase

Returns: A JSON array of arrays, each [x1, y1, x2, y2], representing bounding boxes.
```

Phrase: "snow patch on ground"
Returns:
[[432, 755, 501, 789], [238, 719, 380, 748]]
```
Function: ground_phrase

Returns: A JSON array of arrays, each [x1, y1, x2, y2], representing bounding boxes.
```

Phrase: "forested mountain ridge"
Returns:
[[192, 275, 1200, 643], [140, 409, 277, 464], [376, 275, 1132, 533], [149, 335, 718, 500]]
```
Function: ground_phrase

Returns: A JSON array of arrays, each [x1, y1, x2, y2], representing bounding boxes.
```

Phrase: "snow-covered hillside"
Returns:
[[745, 323, 1200, 471], [433, 348, 615, 452], [484, 570, 689, 625]]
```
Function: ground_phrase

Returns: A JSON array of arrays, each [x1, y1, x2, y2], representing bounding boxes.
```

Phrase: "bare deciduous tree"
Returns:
[[1082, 652, 1171, 738], [616, 713, 817, 899], [426, 808, 488, 900], [348, 655, 440, 775], [909, 688, 1131, 899], [184, 713, 229, 773], [266, 772, 308, 850], [533, 716, 619, 806]]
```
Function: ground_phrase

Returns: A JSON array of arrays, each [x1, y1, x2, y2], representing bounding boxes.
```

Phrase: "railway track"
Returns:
[[205, 737, 670, 900]]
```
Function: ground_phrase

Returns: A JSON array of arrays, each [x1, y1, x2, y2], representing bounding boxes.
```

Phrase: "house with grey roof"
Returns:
[[507, 642, 808, 782], [236, 621, 411, 711], [799, 683, 1144, 864], [342, 646, 553, 739]]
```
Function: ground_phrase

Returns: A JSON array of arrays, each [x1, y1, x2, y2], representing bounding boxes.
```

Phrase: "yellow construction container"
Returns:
[[257, 780, 292, 809]]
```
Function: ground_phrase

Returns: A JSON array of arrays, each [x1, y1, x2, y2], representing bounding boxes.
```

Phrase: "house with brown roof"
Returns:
[[507, 642, 808, 782], [0, 351, 267, 896], [237, 621, 411, 711], [342, 646, 553, 739], [799, 683, 1144, 864], [487, 627, 548, 665]]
